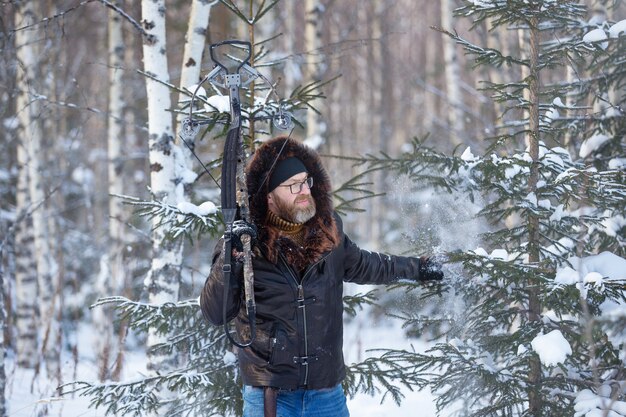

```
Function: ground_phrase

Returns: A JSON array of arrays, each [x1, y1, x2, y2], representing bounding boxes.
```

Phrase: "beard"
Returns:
[[273, 193, 317, 224]]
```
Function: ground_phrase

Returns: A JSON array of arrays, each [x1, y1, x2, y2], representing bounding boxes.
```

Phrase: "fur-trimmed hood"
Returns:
[[246, 137, 340, 270]]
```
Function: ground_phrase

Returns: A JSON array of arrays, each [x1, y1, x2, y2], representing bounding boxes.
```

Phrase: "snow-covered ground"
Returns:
[[6, 307, 440, 417], [7, 250, 626, 417], [344, 310, 440, 417]]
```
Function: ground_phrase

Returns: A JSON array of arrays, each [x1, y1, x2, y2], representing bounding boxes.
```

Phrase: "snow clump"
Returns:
[[530, 330, 572, 366], [608, 158, 626, 170], [579, 134, 610, 158], [205, 95, 230, 113], [583, 28, 609, 49], [574, 387, 626, 417], [609, 19, 626, 38], [177, 201, 218, 216]]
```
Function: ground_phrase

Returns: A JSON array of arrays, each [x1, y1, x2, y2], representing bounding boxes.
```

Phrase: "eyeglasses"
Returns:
[[281, 176, 314, 194]]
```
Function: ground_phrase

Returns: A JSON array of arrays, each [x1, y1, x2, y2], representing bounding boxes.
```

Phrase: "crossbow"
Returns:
[[181, 40, 292, 347]]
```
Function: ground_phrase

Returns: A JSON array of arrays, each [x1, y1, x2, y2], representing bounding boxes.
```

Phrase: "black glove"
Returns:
[[226, 220, 258, 252], [419, 255, 444, 281]]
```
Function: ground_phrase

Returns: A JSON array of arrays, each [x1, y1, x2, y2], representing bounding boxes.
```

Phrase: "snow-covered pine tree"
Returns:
[[343, 1, 625, 416]]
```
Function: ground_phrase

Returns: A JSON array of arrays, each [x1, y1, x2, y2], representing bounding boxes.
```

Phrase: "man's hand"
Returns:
[[227, 220, 258, 252], [419, 255, 444, 281]]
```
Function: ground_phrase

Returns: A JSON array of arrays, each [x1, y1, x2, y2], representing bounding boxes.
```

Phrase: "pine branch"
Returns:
[[343, 290, 378, 318], [112, 193, 221, 242]]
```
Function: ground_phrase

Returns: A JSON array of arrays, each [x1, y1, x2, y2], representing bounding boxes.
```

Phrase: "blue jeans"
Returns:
[[242, 384, 350, 417]]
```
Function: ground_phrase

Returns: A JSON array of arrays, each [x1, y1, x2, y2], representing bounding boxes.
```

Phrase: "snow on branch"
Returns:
[[112, 193, 220, 241], [92, 296, 201, 335]]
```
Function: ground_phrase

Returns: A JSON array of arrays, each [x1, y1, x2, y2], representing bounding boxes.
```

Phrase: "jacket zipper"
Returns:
[[298, 283, 309, 386], [279, 252, 330, 386]]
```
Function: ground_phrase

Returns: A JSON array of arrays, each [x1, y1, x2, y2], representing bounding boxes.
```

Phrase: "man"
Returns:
[[200, 136, 444, 417]]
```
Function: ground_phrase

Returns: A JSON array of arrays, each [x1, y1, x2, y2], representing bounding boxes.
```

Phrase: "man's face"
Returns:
[[268, 172, 316, 223]]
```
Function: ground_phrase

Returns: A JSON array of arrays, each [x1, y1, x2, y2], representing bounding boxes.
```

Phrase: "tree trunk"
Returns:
[[177, 0, 214, 171], [111, 4, 143, 380], [283, 0, 298, 95], [94, 0, 127, 382], [141, 0, 182, 384], [15, 0, 60, 380], [367, 0, 383, 248], [526, 15, 542, 416], [0, 230, 8, 417], [518, 27, 531, 149], [14, 148, 37, 368], [305, 0, 324, 144], [441, 0, 464, 145], [564, 57, 577, 155]]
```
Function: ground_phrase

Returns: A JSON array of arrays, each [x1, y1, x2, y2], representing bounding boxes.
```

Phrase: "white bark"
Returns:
[[141, 0, 182, 381], [564, 61, 577, 153], [177, 0, 215, 171], [283, 0, 298, 94], [518, 28, 530, 148], [94, 0, 127, 381], [441, 0, 464, 144], [0, 230, 8, 416], [14, 145, 37, 368], [15, 0, 60, 377], [305, 0, 325, 143], [368, 1, 383, 249]]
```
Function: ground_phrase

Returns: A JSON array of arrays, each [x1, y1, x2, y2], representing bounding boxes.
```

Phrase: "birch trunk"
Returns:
[[424, 20, 439, 135], [283, 0, 298, 95], [0, 228, 8, 416], [304, 0, 325, 144], [518, 28, 531, 148], [95, 0, 127, 381], [564, 57, 577, 154], [14, 147, 37, 368], [177, 0, 214, 171], [15, 0, 60, 378], [110, 6, 144, 380], [367, 1, 383, 249], [141, 0, 182, 383], [441, 0, 464, 145]]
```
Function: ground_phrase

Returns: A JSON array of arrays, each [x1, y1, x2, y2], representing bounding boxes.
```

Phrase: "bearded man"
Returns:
[[200, 136, 444, 417]]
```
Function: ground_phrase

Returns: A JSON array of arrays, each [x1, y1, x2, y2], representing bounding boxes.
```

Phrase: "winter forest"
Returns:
[[0, 0, 625, 416]]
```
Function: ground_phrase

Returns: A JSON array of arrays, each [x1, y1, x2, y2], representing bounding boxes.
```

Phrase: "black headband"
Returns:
[[268, 157, 308, 192]]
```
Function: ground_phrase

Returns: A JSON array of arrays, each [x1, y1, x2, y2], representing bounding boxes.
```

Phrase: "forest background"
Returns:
[[0, 0, 625, 416]]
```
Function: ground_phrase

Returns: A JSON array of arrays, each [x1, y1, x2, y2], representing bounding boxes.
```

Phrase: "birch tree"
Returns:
[[14, 144, 37, 369], [366, 0, 383, 247], [282, 0, 299, 95], [441, 0, 464, 145], [176, 0, 216, 171], [94, 0, 127, 381], [0, 228, 8, 417], [140, 0, 216, 396], [14, 0, 60, 381], [304, 0, 325, 144], [141, 0, 182, 382]]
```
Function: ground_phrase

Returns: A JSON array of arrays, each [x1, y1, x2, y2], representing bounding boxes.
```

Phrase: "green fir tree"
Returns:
[[345, 1, 626, 416]]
